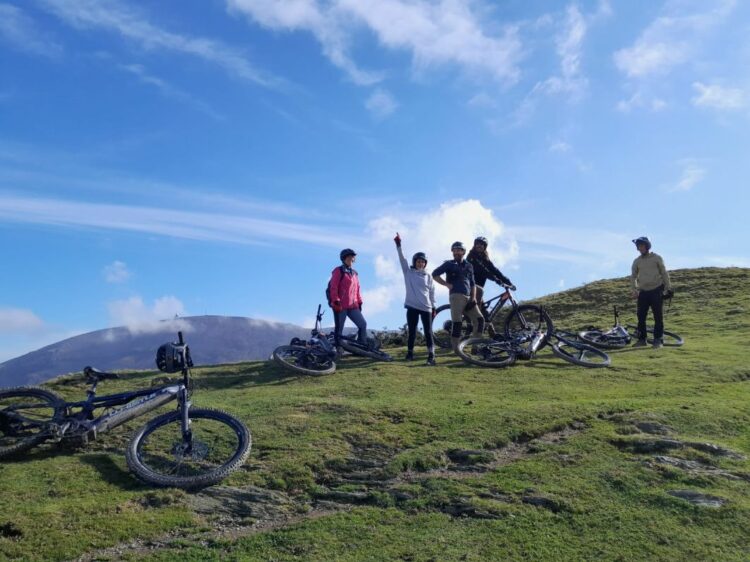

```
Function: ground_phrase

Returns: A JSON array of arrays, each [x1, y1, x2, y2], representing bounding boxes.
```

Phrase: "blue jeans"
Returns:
[[336, 308, 367, 345]]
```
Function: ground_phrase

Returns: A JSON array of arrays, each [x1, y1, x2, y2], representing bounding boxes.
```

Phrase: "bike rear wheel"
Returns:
[[504, 305, 554, 350], [126, 408, 251, 489], [626, 326, 684, 347], [550, 334, 611, 368], [455, 337, 517, 368], [0, 387, 65, 458], [273, 345, 336, 376], [578, 329, 630, 349], [432, 304, 473, 349], [340, 338, 393, 361]]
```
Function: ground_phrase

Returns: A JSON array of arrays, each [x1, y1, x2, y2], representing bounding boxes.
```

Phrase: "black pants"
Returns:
[[406, 306, 434, 351], [637, 285, 664, 341]]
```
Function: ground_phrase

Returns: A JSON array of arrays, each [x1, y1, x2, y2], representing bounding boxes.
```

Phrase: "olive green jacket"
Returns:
[[631, 252, 671, 292]]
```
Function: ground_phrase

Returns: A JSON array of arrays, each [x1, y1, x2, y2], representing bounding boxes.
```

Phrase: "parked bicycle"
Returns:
[[0, 332, 251, 489], [273, 305, 337, 376], [579, 305, 683, 348], [433, 284, 553, 350]]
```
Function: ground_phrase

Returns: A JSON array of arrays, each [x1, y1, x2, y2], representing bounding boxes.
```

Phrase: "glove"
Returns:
[[508, 283, 516, 291], [465, 299, 477, 311], [358, 303, 363, 311], [332, 301, 343, 313], [432, 308, 437, 320], [663, 289, 674, 299], [394, 232, 401, 247]]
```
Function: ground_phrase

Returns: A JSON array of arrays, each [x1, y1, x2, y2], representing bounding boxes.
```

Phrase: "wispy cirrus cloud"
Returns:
[[118, 63, 226, 120], [103, 260, 131, 283], [37, 0, 283, 88], [0, 193, 364, 249], [227, 0, 522, 86], [614, 0, 736, 78], [667, 162, 707, 193], [0, 3, 62, 58], [692, 82, 745, 110], [365, 88, 398, 120]]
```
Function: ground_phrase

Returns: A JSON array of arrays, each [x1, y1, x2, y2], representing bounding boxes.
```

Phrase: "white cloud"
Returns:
[[107, 295, 190, 333], [467, 92, 496, 109], [39, 0, 281, 88], [364, 199, 518, 317], [103, 260, 131, 283], [365, 88, 398, 119], [614, 0, 736, 78], [0, 194, 364, 249], [0, 308, 45, 334], [616, 91, 667, 113], [0, 3, 63, 58], [549, 140, 571, 153], [668, 163, 706, 192], [228, 0, 522, 86], [534, 4, 588, 98], [692, 81, 745, 110]]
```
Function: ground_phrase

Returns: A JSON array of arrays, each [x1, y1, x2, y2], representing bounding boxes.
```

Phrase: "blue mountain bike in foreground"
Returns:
[[0, 332, 251, 489]]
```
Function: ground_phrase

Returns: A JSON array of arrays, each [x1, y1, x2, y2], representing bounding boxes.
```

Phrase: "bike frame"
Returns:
[[52, 332, 193, 443]]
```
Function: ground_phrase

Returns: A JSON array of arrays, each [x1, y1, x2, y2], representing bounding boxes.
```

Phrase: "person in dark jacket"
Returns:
[[467, 236, 514, 335], [432, 241, 484, 352]]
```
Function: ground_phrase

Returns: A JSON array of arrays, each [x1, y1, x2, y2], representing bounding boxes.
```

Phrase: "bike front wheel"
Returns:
[[455, 337, 517, 368], [126, 408, 251, 489], [273, 345, 336, 376], [504, 305, 554, 350], [626, 326, 684, 347], [0, 387, 65, 459], [550, 335, 611, 368], [432, 304, 473, 349]]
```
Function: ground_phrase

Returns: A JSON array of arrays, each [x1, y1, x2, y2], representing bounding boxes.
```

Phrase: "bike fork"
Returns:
[[179, 387, 193, 450]]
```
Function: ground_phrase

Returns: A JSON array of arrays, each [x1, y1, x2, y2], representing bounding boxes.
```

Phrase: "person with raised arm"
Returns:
[[394, 233, 437, 365], [432, 241, 484, 352]]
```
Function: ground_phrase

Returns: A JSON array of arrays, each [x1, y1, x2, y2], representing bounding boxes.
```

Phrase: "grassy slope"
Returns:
[[0, 267, 748, 561]]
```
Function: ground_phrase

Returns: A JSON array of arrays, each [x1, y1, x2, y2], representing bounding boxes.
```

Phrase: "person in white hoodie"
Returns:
[[394, 233, 437, 365]]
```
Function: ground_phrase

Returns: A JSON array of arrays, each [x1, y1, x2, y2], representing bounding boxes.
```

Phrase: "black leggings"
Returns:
[[637, 285, 664, 340], [406, 306, 434, 351]]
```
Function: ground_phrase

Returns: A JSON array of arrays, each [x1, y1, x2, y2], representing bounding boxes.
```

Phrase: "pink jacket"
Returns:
[[329, 267, 363, 310]]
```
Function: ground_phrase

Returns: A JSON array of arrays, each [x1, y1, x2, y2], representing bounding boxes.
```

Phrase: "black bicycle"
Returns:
[[338, 332, 393, 362], [273, 305, 337, 376], [547, 330, 611, 368], [0, 332, 251, 489], [579, 305, 683, 348], [433, 284, 553, 350]]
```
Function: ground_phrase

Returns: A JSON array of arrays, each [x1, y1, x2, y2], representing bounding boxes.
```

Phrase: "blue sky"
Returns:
[[1, 0, 749, 362]]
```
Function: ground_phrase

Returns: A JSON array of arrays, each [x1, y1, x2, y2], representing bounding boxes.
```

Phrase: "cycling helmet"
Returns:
[[340, 248, 357, 262], [412, 252, 428, 268], [451, 241, 466, 251], [473, 236, 488, 247], [632, 237, 651, 250]]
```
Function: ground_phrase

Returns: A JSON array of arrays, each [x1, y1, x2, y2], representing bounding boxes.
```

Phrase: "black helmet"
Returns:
[[412, 252, 428, 267], [340, 248, 357, 262], [451, 241, 466, 251], [473, 236, 488, 247], [632, 237, 651, 250]]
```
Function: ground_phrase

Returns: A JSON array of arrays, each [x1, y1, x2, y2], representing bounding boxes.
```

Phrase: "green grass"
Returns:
[[1, 267, 749, 561]]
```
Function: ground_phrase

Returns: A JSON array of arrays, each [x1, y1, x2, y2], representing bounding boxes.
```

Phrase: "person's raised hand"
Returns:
[[394, 232, 401, 247]]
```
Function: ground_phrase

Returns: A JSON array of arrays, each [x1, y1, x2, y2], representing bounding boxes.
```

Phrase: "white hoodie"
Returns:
[[397, 246, 436, 312]]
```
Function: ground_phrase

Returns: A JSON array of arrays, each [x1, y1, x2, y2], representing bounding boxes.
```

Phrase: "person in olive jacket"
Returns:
[[631, 236, 673, 348], [432, 241, 484, 352]]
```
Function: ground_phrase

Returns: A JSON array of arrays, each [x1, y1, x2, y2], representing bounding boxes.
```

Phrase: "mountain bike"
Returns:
[[455, 309, 552, 368], [0, 332, 251, 489], [433, 284, 553, 350], [273, 305, 337, 376], [579, 305, 683, 348], [548, 330, 611, 368], [338, 333, 393, 362]]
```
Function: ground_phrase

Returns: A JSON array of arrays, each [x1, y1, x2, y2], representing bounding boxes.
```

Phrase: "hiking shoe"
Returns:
[[652, 339, 663, 349], [405, 350, 414, 361], [632, 339, 647, 348], [426, 354, 436, 366]]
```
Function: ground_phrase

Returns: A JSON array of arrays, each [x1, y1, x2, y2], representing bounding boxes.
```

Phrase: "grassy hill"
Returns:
[[1, 267, 749, 561]]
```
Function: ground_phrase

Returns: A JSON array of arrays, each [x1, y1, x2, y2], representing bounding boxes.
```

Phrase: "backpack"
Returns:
[[326, 265, 357, 306], [156, 342, 193, 373]]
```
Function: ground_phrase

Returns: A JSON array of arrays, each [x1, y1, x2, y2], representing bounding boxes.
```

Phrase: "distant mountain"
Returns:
[[0, 316, 310, 388]]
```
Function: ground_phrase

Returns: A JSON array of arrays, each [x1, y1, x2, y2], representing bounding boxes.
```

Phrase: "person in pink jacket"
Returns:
[[329, 248, 367, 347]]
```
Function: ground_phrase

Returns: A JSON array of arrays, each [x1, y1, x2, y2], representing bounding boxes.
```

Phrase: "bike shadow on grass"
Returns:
[[78, 452, 145, 490], [189, 364, 302, 391]]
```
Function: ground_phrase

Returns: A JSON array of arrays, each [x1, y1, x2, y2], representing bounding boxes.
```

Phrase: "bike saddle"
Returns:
[[83, 366, 120, 381]]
